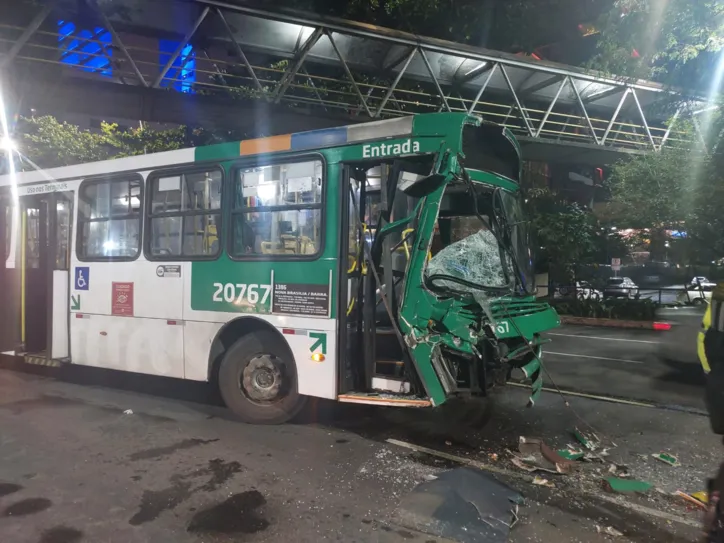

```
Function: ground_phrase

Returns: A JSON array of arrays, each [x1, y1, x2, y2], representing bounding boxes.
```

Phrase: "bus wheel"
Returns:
[[218, 331, 307, 424]]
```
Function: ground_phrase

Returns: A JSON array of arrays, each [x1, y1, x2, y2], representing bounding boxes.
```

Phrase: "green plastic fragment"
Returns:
[[572, 427, 600, 451], [521, 356, 541, 379], [528, 375, 543, 406], [558, 449, 585, 461], [652, 453, 680, 467], [605, 477, 652, 494]]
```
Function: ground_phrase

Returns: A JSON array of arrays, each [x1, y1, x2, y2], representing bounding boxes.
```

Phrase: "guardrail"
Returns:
[[550, 285, 712, 306]]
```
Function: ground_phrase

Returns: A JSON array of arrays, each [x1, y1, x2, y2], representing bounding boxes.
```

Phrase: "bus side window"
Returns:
[[146, 168, 223, 259], [78, 176, 143, 260], [231, 160, 323, 257]]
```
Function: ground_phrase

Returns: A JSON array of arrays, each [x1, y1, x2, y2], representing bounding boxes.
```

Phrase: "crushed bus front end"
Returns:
[[394, 119, 561, 408]]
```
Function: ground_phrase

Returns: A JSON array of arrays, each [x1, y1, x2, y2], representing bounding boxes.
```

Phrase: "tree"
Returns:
[[588, 0, 724, 85], [12, 116, 236, 169], [606, 107, 724, 263], [282, 0, 607, 55], [526, 188, 596, 279]]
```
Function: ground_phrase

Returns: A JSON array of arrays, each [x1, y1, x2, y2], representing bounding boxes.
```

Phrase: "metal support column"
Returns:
[[153, 6, 210, 88], [630, 89, 657, 150], [374, 48, 416, 117], [601, 89, 630, 145], [468, 63, 498, 114], [97, 9, 149, 87], [569, 76, 600, 144], [500, 65, 535, 136], [534, 77, 568, 137], [273, 27, 324, 103], [325, 30, 372, 117], [419, 49, 450, 112], [216, 7, 263, 93]]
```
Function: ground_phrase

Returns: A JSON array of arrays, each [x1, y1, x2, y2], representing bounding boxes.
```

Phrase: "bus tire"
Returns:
[[218, 331, 307, 425]]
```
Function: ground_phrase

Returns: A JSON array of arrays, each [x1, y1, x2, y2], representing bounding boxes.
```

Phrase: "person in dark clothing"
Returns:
[[701, 284, 724, 541]]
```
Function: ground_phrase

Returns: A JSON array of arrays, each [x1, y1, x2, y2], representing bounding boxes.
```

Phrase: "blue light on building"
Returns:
[[159, 40, 196, 93], [58, 20, 112, 76]]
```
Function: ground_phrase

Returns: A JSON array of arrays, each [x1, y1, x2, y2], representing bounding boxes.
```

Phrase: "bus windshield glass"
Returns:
[[424, 182, 535, 296]]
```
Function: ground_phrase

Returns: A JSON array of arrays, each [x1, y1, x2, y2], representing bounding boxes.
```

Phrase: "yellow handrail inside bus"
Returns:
[[401, 228, 431, 262], [20, 209, 26, 345]]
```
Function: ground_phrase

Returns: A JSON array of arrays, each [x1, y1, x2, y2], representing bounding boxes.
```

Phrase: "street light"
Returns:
[[0, 135, 15, 152]]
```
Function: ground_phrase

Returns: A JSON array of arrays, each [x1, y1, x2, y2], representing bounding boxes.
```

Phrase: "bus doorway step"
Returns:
[[22, 353, 64, 368], [337, 392, 431, 408]]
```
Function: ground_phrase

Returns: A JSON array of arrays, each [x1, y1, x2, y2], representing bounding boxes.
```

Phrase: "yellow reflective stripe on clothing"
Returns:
[[700, 304, 712, 374]]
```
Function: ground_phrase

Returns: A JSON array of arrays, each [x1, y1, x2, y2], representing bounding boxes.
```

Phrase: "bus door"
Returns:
[[19, 191, 73, 362], [0, 192, 20, 354]]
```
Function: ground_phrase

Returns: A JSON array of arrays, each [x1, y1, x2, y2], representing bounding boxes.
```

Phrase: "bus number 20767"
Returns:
[[212, 283, 271, 305]]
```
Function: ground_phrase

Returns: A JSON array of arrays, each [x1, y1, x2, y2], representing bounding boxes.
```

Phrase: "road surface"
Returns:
[[540, 323, 704, 410], [0, 320, 716, 543]]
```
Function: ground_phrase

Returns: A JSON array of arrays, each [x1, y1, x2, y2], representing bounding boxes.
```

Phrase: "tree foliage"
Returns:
[[526, 188, 596, 275], [282, 0, 606, 53], [588, 0, 724, 84], [12, 116, 236, 169], [607, 108, 724, 263]]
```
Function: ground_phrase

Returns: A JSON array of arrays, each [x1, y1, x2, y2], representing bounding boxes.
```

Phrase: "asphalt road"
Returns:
[[0, 318, 718, 543], [540, 322, 705, 411]]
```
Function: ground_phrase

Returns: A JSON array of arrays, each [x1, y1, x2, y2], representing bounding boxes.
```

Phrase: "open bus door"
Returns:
[[17, 191, 73, 365], [0, 192, 20, 354]]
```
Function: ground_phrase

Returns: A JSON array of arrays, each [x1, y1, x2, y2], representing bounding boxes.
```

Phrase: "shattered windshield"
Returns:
[[424, 182, 514, 296]]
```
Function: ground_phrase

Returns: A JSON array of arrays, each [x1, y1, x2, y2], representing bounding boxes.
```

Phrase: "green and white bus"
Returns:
[[0, 112, 559, 424]]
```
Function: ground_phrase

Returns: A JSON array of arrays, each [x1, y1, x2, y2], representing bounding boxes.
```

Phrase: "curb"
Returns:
[[560, 316, 671, 330]]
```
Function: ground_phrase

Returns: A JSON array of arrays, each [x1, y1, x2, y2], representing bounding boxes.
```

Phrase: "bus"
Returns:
[[0, 112, 559, 424]]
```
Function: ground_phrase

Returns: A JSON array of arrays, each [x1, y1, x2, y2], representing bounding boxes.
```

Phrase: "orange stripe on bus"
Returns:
[[240, 134, 291, 155]]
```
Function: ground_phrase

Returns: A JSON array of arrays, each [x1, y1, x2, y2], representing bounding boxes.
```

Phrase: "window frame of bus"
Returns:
[[76, 173, 145, 262], [228, 154, 327, 262], [144, 165, 225, 262]]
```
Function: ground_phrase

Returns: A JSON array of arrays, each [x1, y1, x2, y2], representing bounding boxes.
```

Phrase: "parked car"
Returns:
[[576, 281, 602, 301], [604, 277, 639, 299], [555, 281, 602, 301], [677, 283, 714, 305], [689, 276, 716, 288]]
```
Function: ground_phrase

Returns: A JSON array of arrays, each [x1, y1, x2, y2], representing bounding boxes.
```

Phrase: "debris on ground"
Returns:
[[511, 456, 557, 474], [557, 448, 585, 461], [123, 409, 133, 415], [596, 525, 624, 537], [604, 477, 653, 494], [607, 464, 631, 478], [532, 476, 555, 488], [692, 491, 709, 504], [517, 437, 576, 474], [394, 467, 523, 543], [572, 427, 600, 451], [652, 452, 680, 467], [674, 490, 708, 510], [489, 453, 499, 462]]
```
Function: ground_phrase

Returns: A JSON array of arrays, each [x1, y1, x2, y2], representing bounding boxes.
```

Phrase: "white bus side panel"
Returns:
[[182, 263, 337, 399], [182, 315, 337, 400], [71, 315, 184, 378], [69, 260, 185, 377]]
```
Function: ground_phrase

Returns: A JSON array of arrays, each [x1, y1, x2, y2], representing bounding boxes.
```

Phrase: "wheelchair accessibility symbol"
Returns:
[[75, 267, 89, 290]]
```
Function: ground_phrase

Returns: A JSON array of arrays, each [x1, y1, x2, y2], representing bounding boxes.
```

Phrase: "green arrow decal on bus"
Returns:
[[309, 332, 327, 355], [70, 295, 80, 311]]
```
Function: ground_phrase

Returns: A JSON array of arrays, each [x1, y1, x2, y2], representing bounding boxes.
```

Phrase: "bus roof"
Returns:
[[0, 113, 477, 187]]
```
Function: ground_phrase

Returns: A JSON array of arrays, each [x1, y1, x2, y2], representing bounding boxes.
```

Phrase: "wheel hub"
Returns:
[[242, 355, 284, 402]]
